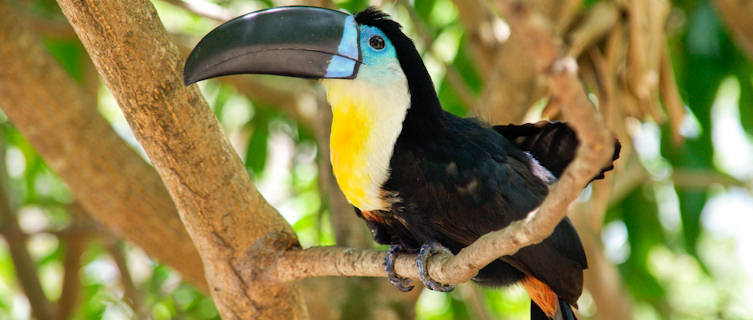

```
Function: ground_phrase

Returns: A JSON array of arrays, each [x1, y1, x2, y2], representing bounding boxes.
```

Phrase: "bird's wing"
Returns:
[[386, 118, 588, 302], [429, 146, 586, 303], [493, 121, 620, 181]]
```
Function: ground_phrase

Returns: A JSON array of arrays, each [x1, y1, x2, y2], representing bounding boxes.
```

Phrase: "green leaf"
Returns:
[[81, 283, 107, 319], [613, 187, 666, 301], [42, 39, 85, 83], [437, 34, 480, 116], [448, 294, 472, 320], [211, 82, 236, 120], [414, 0, 437, 22], [37, 242, 62, 266], [245, 111, 269, 177], [620, 262, 665, 302], [336, 0, 369, 13], [255, 0, 275, 8], [661, 1, 736, 266]]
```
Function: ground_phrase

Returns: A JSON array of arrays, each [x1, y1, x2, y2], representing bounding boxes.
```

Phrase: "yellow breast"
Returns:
[[324, 77, 409, 211], [330, 104, 377, 209]]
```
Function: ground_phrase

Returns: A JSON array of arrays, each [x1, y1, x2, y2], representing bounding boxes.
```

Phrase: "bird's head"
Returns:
[[183, 6, 440, 122]]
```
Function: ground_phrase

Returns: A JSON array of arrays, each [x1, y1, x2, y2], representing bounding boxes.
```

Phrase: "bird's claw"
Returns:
[[384, 245, 414, 292], [417, 242, 455, 292]]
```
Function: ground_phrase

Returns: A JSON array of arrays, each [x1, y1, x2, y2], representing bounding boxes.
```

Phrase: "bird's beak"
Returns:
[[183, 6, 361, 85]]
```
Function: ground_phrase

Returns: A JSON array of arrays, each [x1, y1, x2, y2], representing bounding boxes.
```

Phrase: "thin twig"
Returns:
[[659, 44, 686, 145], [103, 237, 146, 317], [567, 2, 619, 58], [55, 205, 89, 320], [571, 187, 633, 320], [672, 169, 751, 190], [0, 123, 55, 319]]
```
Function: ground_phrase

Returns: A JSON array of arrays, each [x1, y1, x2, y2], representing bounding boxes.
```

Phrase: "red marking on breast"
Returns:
[[361, 210, 384, 223]]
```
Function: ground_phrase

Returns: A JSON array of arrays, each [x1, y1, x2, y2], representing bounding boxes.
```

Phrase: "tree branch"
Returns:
[[0, 129, 55, 320], [566, 2, 619, 58], [55, 204, 90, 320], [451, 0, 545, 125], [672, 168, 751, 190], [56, 233, 86, 319], [54, 0, 305, 318], [0, 1, 207, 291], [103, 237, 146, 317], [571, 180, 633, 320]]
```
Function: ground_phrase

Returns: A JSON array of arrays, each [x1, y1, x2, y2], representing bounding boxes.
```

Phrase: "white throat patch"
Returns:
[[322, 66, 410, 211]]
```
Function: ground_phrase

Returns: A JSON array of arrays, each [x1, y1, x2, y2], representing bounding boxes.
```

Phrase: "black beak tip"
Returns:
[[183, 67, 208, 87], [182, 74, 195, 87], [182, 63, 198, 86]]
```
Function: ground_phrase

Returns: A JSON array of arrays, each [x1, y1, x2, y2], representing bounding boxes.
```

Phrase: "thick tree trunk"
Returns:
[[54, 0, 307, 318], [0, 1, 206, 290]]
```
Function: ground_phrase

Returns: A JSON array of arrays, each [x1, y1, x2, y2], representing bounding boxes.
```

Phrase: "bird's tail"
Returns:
[[531, 298, 577, 320], [522, 275, 578, 320]]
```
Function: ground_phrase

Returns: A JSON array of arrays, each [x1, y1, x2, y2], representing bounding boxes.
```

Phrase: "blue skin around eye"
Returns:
[[357, 26, 399, 82], [325, 21, 399, 79]]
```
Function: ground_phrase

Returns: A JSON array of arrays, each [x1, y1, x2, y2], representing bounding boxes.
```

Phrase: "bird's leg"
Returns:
[[384, 244, 414, 292], [417, 242, 456, 292]]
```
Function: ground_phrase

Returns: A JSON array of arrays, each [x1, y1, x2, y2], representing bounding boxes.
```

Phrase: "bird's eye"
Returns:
[[369, 35, 385, 50]]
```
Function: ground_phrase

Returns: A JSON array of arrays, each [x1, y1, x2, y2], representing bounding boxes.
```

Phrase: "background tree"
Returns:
[[0, 0, 752, 319]]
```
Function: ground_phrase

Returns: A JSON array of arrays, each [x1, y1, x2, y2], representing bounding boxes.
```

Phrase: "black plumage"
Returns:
[[494, 121, 621, 180], [353, 8, 619, 317]]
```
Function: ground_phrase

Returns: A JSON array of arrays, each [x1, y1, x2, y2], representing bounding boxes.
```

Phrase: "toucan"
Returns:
[[183, 6, 620, 320]]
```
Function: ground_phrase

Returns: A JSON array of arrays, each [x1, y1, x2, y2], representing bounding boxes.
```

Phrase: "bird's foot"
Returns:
[[417, 242, 455, 292], [384, 245, 414, 292]]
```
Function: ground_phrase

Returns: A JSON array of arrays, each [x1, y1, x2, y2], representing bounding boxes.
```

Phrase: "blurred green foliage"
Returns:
[[0, 0, 752, 319]]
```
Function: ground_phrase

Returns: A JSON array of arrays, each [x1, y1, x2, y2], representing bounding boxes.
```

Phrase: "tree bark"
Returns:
[[0, 0, 206, 290], [54, 0, 306, 318]]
